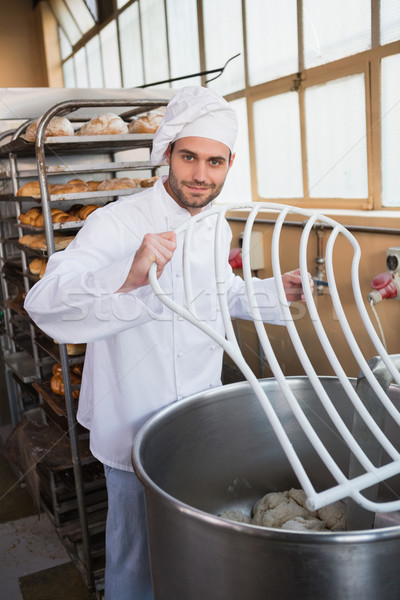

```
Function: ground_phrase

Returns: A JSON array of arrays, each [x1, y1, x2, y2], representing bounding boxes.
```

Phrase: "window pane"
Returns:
[[86, 35, 104, 88], [51, 0, 82, 44], [303, 0, 371, 69], [67, 0, 95, 34], [117, 0, 130, 7], [62, 58, 76, 87], [141, 0, 169, 87], [100, 20, 121, 88], [203, 0, 245, 96], [74, 47, 89, 87], [119, 2, 144, 87], [166, 0, 201, 88], [246, 0, 298, 85], [254, 92, 303, 198], [381, 0, 400, 45], [217, 98, 252, 204], [381, 54, 400, 207], [58, 26, 72, 60], [305, 74, 368, 198]]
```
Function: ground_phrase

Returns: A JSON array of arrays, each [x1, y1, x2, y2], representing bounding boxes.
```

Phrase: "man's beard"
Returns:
[[168, 167, 226, 210]]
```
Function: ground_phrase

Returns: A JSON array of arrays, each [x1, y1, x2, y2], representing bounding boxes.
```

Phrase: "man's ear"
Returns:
[[229, 152, 236, 169], [165, 143, 172, 165]]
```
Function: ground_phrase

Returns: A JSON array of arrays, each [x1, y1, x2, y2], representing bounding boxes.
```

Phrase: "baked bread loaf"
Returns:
[[97, 177, 137, 191], [87, 180, 100, 191], [17, 181, 41, 198], [19, 233, 75, 251], [19, 207, 41, 225], [23, 116, 74, 142], [50, 181, 90, 195], [140, 176, 159, 188], [29, 257, 47, 278], [128, 111, 164, 134], [78, 205, 100, 220], [18, 233, 46, 247], [50, 368, 81, 399], [68, 204, 84, 217], [77, 113, 128, 136]]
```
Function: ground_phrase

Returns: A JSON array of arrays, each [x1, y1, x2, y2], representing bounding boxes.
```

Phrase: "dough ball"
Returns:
[[260, 498, 309, 528], [282, 516, 327, 532], [288, 488, 318, 517], [317, 501, 347, 531], [220, 509, 251, 524], [252, 491, 289, 525]]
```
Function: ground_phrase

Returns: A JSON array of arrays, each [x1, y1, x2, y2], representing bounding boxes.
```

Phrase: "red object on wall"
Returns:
[[371, 272, 398, 299], [229, 248, 242, 269]]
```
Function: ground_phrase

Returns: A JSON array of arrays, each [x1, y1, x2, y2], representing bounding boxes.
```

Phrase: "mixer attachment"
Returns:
[[149, 202, 400, 513]]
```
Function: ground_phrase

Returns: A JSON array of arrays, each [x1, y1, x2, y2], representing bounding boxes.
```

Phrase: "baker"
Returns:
[[24, 86, 312, 600]]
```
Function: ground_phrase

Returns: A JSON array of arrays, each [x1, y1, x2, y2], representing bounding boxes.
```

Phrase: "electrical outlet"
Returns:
[[239, 231, 265, 271], [386, 247, 400, 274]]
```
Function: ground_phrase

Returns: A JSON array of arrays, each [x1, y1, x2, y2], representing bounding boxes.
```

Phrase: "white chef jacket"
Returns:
[[24, 177, 287, 471]]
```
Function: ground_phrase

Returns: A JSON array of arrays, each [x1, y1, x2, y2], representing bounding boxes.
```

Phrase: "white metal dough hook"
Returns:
[[148, 202, 400, 513]]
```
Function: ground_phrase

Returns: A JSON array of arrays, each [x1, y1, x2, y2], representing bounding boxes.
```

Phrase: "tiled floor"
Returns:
[[0, 512, 71, 599]]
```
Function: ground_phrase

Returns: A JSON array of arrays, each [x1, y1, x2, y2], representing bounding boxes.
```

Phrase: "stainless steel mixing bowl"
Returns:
[[132, 377, 400, 600]]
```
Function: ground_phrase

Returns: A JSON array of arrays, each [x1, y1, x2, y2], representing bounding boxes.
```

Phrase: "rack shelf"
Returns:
[[0, 133, 155, 157]]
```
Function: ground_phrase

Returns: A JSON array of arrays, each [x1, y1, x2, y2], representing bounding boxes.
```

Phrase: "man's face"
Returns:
[[164, 137, 234, 215]]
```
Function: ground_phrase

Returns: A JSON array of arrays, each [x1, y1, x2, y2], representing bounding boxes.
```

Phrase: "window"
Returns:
[[253, 93, 303, 199], [119, 2, 144, 88], [51, 0, 400, 210], [202, 0, 245, 96], [305, 74, 368, 199], [100, 21, 121, 88], [140, 0, 169, 87], [166, 0, 201, 88], [246, 0, 298, 86], [303, 0, 371, 69], [381, 54, 400, 207]]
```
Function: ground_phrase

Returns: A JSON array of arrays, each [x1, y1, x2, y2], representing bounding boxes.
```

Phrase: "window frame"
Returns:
[[48, 0, 400, 211]]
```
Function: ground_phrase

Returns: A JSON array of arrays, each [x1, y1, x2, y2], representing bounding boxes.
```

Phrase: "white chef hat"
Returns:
[[151, 86, 238, 165]]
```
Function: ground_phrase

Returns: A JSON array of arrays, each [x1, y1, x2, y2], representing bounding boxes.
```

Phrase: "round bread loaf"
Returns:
[[17, 181, 41, 198], [77, 113, 128, 136], [140, 176, 159, 188], [97, 178, 136, 191], [23, 116, 74, 142], [128, 111, 164, 134]]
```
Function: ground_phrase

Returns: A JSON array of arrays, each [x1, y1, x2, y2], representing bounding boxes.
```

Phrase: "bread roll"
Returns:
[[140, 176, 159, 188], [54, 235, 75, 251], [77, 113, 128, 136], [50, 370, 81, 399], [20, 234, 74, 251], [23, 116, 74, 142], [50, 181, 90, 195], [68, 204, 84, 217], [128, 111, 164, 134], [33, 208, 66, 227], [39, 260, 47, 278], [19, 233, 45, 247], [19, 207, 41, 225], [52, 363, 62, 376], [17, 181, 41, 198], [78, 205, 100, 220], [87, 180, 100, 191], [97, 177, 136, 191], [29, 257, 46, 275]]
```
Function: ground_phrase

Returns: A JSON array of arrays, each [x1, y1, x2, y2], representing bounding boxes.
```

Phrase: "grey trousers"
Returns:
[[104, 465, 153, 600]]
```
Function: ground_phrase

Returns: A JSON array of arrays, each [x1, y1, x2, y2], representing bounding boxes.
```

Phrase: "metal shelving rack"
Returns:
[[0, 96, 169, 595]]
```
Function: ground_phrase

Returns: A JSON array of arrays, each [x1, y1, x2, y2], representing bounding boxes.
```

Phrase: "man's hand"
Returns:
[[117, 231, 177, 293], [282, 268, 314, 302]]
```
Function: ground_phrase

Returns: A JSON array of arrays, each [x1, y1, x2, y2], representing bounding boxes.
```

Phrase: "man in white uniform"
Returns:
[[24, 86, 311, 600]]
